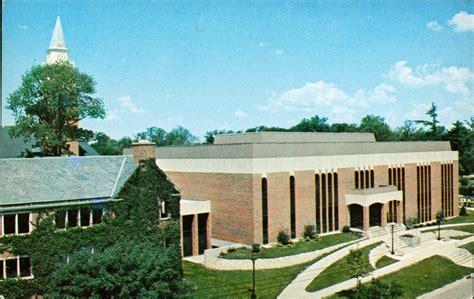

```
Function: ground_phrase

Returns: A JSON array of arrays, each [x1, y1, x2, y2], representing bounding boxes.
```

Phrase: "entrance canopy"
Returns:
[[345, 186, 402, 207]]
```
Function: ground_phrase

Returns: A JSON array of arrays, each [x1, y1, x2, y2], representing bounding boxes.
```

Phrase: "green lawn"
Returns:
[[221, 233, 361, 259], [461, 242, 474, 254], [305, 242, 382, 292], [375, 255, 399, 269], [330, 256, 472, 299], [443, 209, 474, 224], [183, 253, 329, 298], [425, 224, 474, 234]]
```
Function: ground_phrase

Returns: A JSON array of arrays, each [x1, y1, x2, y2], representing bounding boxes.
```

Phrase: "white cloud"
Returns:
[[388, 61, 473, 94], [330, 105, 357, 123], [18, 24, 29, 30], [167, 115, 183, 122], [275, 48, 285, 56], [105, 109, 119, 121], [258, 42, 267, 48], [262, 81, 396, 113], [426, 21, 442, 31], [118, 96, 145, 113], [449, 11, 474, 32], [234, 109, 248, 118]]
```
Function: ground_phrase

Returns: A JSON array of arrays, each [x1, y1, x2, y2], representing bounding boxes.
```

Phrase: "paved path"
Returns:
[[278, 223, 474, 298], [418, 276, 474, 299]]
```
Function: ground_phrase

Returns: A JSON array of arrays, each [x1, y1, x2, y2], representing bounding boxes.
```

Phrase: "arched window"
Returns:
[[315, 174, 321, 233], [334, 173, 339, 230], [321, 174, 327, 233], [328, 173, 333, 231], [290, 176, 296, 239], [262, 178, 268, 244]]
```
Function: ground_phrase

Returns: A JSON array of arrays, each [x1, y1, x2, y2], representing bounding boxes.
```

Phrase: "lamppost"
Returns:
[[251, 256, 257, 299], [436, 210, 445, 241], [389, 222, 395, 255]]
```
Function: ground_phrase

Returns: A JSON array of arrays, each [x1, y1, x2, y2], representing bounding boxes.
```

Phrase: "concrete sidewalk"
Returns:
[[418, 276, 473, 299]]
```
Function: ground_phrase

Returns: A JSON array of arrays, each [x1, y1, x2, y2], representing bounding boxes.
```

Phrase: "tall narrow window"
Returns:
[[19, 257, 31, 277], [55, 211, 66, 229], [360, 171, 365, 190], [417, 166, 420, 222], [388, 168, 392, 185], [6, 259, 17, 278], [428, 165, 431, 220], [0, 260, 3, 280], [92, 208, 103, 224], [397, 168, 401, 191], [450, 163, 454, 217], [322, 174, 327, 233], [402, 167, 406, 223], [80, 207, 91, 227], [262, 178, 268, 244], [365, 170, 369, 189], [290, 176, 296, 239], [328, 173, 333, 231], [370, 170, 375, 188], [315, 174, 321, 233], [334, 173, 339, 230], [355, 171, 359, 189]]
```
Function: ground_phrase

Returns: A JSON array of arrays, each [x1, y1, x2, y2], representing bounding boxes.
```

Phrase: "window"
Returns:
[[0, 260, 3, 280], [93, 208, 103, 224], [290, 176, 296, 239], [4, 214, 16, 235], [55, 211, 66, 229], [360, 171, 364, 190], [18, 213, 30, 234], [354, 171, 359, 189], [68, 209, 78, 228], [334, 173, 339, 230], [365, 170, 369, 189], [19, 257, 31, 277], [370, 170, 374, 188], [315, 174, 321, 233], [6, 259, 17, 278], [262, 178, 268, 244], [321, 174, 327, 233], [328, 173, 333, 231], [80, 207, 91, 227]]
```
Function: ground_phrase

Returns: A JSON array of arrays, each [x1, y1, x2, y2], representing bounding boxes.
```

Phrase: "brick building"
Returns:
[[151, 132, 458, 245]]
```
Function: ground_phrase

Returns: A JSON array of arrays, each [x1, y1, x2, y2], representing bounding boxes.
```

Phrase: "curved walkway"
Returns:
[[278, 223, 474, 298], [205, 238, 363, 270]]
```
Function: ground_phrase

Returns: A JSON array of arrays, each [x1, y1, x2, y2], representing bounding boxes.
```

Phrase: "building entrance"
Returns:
[[349, 204, 363, 229], [369, 203, 383, 227]]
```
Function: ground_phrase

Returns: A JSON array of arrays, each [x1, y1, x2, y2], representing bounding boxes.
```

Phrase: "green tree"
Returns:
[[414, 102, 447, 140], [446, 120, 473, 175], [245, 125, 287, 132], [204, 129, 235, 144], [290, 115, 330, 132], [353, 278, 403, 299], [90, 132, 132, 155], [6, 62, 106, 156], [136, 126, 168, 146], [346, 248, 372, 285], [359, 115, 394, 141], [395, 120, 425, 141], [165, 126, 198, 145], [330, 122, 359, 132]]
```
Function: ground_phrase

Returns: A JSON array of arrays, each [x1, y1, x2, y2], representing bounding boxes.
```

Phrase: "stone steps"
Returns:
[[448, 248, 473, 268]]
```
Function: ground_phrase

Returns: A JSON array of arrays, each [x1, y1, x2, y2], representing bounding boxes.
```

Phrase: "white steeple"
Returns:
[[46, 16, 69, 64]]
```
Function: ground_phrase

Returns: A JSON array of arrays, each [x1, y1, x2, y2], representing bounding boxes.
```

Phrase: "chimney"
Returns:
[[132, 140, 156, 163]]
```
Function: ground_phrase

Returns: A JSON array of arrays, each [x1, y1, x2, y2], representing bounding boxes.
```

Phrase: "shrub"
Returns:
[[227, 247, 236, 253], [400, 233, 415, 238], [251, 243, 261, 253], [277, 228, 290, 245], [303, 224, 317, 240], [404, 218, 418, 230], [342, 225, 351, 233], [460, 205, 468, 216]]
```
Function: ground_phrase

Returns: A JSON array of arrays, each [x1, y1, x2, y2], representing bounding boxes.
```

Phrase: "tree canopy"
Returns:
[[6, 62, 106, 156]]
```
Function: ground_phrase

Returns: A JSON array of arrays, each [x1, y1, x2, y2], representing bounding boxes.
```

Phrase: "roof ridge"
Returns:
[[110, 156, 127, 197]]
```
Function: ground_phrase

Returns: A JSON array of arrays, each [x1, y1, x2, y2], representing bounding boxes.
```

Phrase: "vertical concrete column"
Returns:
[[381, 203, 387, 227], [363, 206, 370, 231], [0, 215, 2, 235], [192, 214, 199, 256], [180, 215, 184, 257]]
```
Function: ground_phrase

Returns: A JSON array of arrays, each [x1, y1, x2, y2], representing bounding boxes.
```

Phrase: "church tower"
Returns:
[[46, 16, 79, 155], [45, 16, 70, 64]]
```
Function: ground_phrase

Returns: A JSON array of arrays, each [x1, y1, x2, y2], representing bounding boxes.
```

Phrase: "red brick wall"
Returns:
[[295, 171, 316, 238], [266, 172, 291, 243], [404, 163, 418, 221], [431, 162, 442, 220], [453, 160, 460, 216], [165, 171, 255, 244]]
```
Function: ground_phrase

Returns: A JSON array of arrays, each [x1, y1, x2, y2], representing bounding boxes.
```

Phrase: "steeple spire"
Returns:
[[46, 16, 69, 64]]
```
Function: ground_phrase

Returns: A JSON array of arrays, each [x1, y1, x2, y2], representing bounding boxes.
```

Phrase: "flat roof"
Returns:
[[214, 132, 376, 144]]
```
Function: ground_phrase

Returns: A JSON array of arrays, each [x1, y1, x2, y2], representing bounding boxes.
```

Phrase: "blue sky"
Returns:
[[2, 1, 473, 139]]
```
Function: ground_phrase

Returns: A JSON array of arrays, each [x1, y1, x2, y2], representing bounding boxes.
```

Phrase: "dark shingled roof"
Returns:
[[0, 155, 136, 206]]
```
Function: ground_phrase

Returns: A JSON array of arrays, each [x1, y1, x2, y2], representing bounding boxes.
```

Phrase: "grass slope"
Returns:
[[461, 242, 474, 254], [222, 233, 361, 259], [375, 255, 399, 269], [305, 242, 382, 292]]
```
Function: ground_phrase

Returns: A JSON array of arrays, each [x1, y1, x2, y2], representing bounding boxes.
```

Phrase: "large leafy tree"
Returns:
[[290, 115, 330, 132], [359, 115, 394, 141], [90, 132, 132, 155], [6, 62, 106, 156]]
